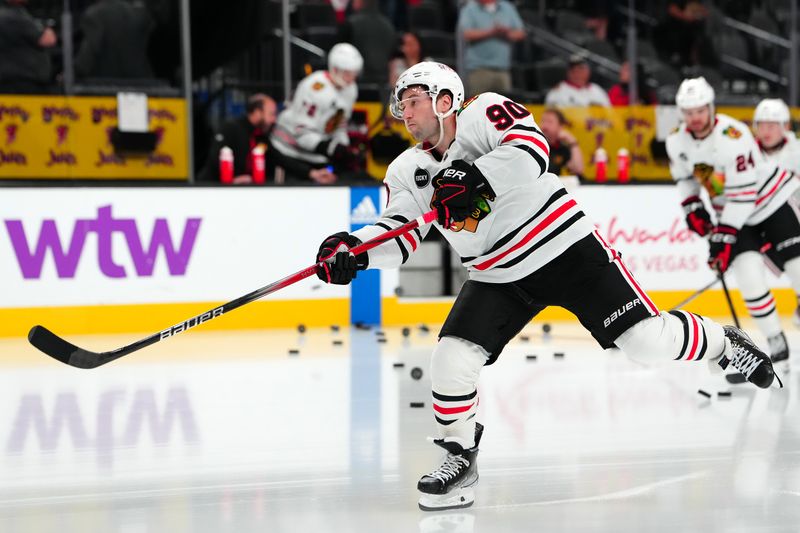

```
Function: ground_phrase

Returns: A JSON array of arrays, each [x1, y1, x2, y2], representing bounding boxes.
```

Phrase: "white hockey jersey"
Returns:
[[666, 113, 799, 227], [352, 92, 595, 284], [759, 132, 800, 175], [270, 71, 357, 164]]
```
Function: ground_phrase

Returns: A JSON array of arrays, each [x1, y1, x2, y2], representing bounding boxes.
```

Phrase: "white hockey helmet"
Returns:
[[754, 98, 790, 124], [389, 61, 465, 120], [675, 77, 715, 110], [328, 43, 363, 74]]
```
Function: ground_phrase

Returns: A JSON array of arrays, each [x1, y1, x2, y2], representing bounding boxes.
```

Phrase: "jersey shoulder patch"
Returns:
[[457, 94, 481, 116], [312, 81, 326, 91], [722, 125, 743, 139]]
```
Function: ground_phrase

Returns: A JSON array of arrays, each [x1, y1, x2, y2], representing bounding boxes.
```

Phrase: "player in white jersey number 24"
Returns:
[[667, 78, 800, 380], [314, 63, 781, 512]]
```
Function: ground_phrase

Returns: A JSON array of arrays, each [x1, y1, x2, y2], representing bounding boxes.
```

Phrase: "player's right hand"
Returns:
[[430, 160, 495, 229], [315, 232, 369, 285], [681, 195, 713, 237]]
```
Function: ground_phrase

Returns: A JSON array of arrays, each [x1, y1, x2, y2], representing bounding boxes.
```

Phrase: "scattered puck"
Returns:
[[375, 330, 385, 336], [402, 327, 411, 337], [410, 367, 423, 380], [288, 349, 300, 355], [393, 362, 405, 368], [354, 321, 371, 330], [419, 324, 430, 333], [297, 324, 306, 334], [526, 354, 537, 361], [553, 352, 565, 358], [332, 340, 343, 346], [542, 323, 552, 334], [409, 402, 425, 408], [330, 325, 340, 332], [377, 337, 388, 343], [520, 335, 530, 342], [717, 391, 732, 398], [697, 389, 711, 398]]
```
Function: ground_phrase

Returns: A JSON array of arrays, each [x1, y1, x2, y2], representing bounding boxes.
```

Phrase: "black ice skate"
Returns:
[[418, 423, 483, 511], [768, 332, 790, 375], [718, 326, 781, 389]]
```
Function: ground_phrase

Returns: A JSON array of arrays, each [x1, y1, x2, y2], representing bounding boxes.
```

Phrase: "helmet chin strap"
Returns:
[[422, 115, 446, 154]]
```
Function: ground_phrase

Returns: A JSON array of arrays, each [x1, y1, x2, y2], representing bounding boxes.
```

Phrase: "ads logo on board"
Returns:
[[3, 205, 202, 279], [351, 196, 379, 225]]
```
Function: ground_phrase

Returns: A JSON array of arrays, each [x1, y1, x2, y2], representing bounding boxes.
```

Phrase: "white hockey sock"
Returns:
[[615, 311, 725, 364], [430, 336, 488, 447], [732, 251, 782, 338]]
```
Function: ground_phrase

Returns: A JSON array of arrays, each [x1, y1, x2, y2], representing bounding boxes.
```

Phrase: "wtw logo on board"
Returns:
[[4, 205, 202, 279]]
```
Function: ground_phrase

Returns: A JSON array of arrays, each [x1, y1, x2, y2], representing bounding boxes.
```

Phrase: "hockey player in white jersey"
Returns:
[[667, 78, 800, 377], [314, 63, 779, 511], [754, 98, 800, 174], [270, 43, 362, 184]]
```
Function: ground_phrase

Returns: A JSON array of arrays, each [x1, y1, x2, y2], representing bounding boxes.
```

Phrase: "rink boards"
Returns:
[[0, 185, 796, 337]]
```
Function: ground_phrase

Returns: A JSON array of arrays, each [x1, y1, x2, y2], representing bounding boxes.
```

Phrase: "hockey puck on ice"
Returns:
[[297, 324, 306, 334], [288, 349, 300, 355], [332, 340, 344, 346], [410, 367, 423, 380], [553, 352, 564, 358], [697, 389, 711, 398], [354, 321, 371, 330], [377, 337, 388, 343], [717, 391, 732, 398], [419, 324, 430, 333], [402, 327, 411, 337], [409, 402, 425, 408], [542, 323, 552, 334], [330, 325, 340, 332], [375, 330, 385, 336], [526, 354, 537, 361], [520, 335, 530, 342], [393, 362, 405, 368]]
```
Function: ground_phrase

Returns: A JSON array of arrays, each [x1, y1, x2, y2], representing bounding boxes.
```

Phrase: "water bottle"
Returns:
[[617, 147, 630, 183], [252, 145, 266, 184], [219, 146, 234, 184], [594, 147, 607, 183]]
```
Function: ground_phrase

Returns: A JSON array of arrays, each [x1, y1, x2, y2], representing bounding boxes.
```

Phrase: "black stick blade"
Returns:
[[28, 325, 101, 369]]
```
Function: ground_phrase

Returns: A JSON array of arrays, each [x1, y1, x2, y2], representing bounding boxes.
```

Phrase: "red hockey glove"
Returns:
[[708, 224, 738, 273], [315, 232, 369, 285], [681, 195, 713, 237], [430, 160, 495, 229]]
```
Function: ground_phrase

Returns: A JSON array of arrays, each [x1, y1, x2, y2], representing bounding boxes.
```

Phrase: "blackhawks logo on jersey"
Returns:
[[312, 81, 325, 91], [324, 109, 345, 134], [693, 162, 724, 197], [722, 125, 742, 139], [457, 94, 480, 116]]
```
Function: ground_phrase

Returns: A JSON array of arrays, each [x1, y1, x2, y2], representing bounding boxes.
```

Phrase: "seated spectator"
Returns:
[[270, 43, 362, 184], [0, 0, 56, 94], [340, 0, 396, 86], [459, 0, 525, 96], [608, 61, 657, 106], [388, 32, 428, 87], [198, 94, 282, 184], [75, 0, 154, 80], [544, 54, 611, 107], [539, 107, 585, 177]]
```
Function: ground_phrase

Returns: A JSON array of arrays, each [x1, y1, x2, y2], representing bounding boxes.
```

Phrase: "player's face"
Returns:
[[261, 100, 277, 130], [398, 87, 438, 141], [682, 105, 713, 136], [755, 121, 785, 148]]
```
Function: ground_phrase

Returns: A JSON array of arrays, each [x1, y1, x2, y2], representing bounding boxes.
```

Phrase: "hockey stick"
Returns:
[[718, 270, 741, 328], [29, 210, 438, 369], [668, 277, 719, 311]]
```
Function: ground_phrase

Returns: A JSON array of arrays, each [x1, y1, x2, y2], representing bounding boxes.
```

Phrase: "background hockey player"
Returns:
[[270, 42, 362, 184], [312, 62, 779, 511], [667, 78, 800, 377]]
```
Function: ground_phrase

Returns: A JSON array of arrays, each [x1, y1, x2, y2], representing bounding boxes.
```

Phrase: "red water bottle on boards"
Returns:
[[594, 147, 607, 183], [251, 145, 266, 184], [219, 146, 234, 184], [617, 147, 630, 183]]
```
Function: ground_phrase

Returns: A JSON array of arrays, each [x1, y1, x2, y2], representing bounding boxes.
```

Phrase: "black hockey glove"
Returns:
[[681, 195, 713, 237], [708, 224, 738, 273], [430, 160, 495, 230], [316, 232, 369, 285]]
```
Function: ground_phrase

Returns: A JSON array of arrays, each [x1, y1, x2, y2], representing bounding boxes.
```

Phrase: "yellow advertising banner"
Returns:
[[358, 102, 800, 183], [0, 95, 188, 179]]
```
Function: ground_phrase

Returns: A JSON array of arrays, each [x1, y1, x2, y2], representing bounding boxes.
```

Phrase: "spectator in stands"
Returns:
[[388, 32, 428, 86], [0, 0, 56, 94], [539, 107, 585, 177], [608, 61, 657, 106], [75, 0, 154, 80], [658, 1, 717, 67], [340, 0, 396, 86], [544, 54, 611, 107], [198, 94, 281, 184], [459, 0, 525, 96]]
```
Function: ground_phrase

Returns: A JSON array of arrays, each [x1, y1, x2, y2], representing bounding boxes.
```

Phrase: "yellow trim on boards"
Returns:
[[0, 288, 796, 338]]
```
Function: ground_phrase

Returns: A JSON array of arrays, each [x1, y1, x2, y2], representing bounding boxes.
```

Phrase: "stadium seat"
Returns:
[[409, 2, 443, 31]]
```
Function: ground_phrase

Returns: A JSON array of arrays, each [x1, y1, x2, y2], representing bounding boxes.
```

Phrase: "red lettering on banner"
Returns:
[[0, 105, 30, 122], [92, 107, 117, 124], [46, 150, 78, 167], [601, 216, 694, 246], [95, 150, 126, 167], [0, 149, 27, 165], [149, 109, 177, 122], [5, 124, 18, 145], [145, 153, 174, 167], [585, 118, 613, 132], [625, 117, 652, 131], [41, 106, 80, 123]]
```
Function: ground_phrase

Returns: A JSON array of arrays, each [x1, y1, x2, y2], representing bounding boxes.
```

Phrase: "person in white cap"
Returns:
[[312, 63, 779, 511], [667, 78, 800, 378], [270, 43, 363, 184]]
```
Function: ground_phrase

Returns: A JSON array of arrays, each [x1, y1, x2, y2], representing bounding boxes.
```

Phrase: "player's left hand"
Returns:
[[708, 224, 738, 273], [430, 160, 495, 229]]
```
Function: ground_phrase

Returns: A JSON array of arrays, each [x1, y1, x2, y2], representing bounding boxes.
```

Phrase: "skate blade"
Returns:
[[725, 372, 747, 385], [418, 487, 475, 512]]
